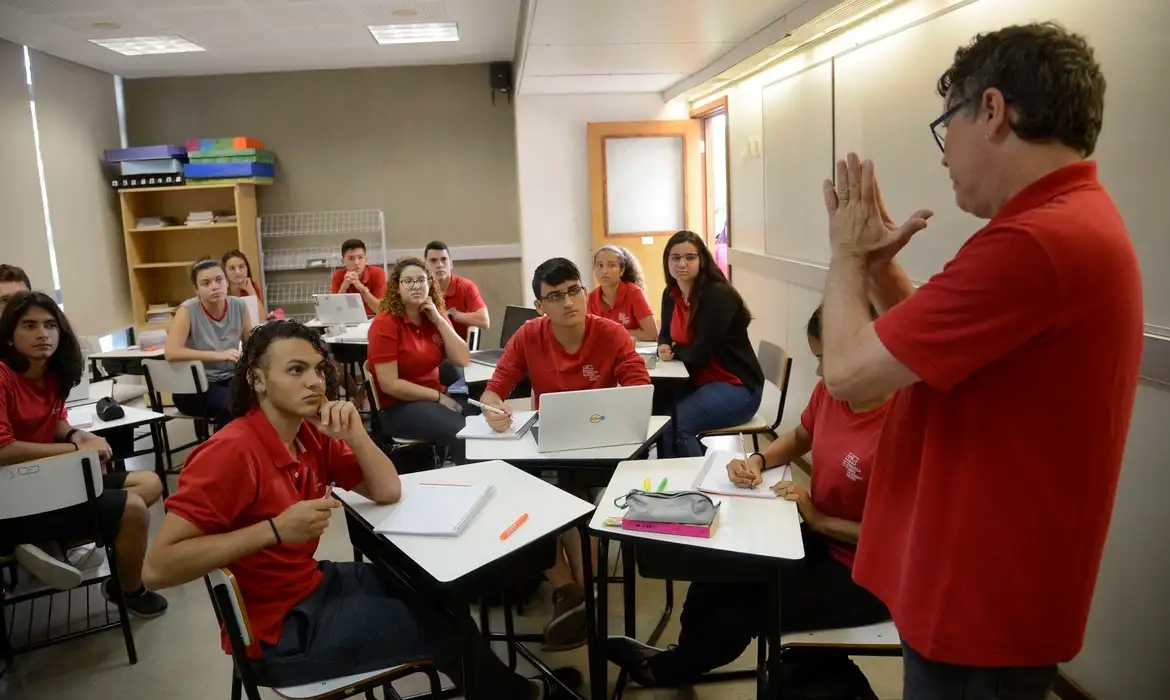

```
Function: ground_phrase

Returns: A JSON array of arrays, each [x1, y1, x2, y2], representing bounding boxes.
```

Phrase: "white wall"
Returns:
[[513, 92, 689, 295], [702, 0, 1170, 697]]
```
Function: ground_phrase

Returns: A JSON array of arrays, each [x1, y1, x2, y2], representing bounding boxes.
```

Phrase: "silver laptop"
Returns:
[[533, 385, 655, 453], [470, 305, 540, 366], [313, 293, 367, 326]]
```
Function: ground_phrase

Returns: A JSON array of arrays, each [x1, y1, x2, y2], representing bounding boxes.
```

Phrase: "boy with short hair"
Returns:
[[331, 239, 387, 317]]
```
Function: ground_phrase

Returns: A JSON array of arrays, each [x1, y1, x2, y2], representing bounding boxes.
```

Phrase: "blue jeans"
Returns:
[[902, 642, 1057, 700], [663, 382, 762, 458]]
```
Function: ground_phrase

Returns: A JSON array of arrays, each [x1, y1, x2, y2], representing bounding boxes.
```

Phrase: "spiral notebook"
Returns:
[[693, 450, 791, 499], [373, 483, 493, 536]]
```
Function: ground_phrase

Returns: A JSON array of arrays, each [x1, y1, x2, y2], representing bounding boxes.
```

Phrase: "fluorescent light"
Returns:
[[89, 36, 205, 56], [368, 22, 459, 45]]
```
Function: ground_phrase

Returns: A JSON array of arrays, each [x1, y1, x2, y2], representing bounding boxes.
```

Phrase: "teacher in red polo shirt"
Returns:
[[330, 238, 387, 317], [368, 256, 471, 464], [818, 24, 1142, 700]]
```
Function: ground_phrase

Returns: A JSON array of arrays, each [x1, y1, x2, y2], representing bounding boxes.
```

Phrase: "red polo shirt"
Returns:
[[441, 275, 487, 340], [858, 161, 1143, 667], [800, 380, 889, 569], [235, 282, 264, 307], [367, 311, 445, 407], [164, 407, 364, 657], [0, 363, 67, 445], [669, 287, 741, 387], [587, 282, 654, 332], [330, 265, 388, 317], [486, 314, 650, 408]]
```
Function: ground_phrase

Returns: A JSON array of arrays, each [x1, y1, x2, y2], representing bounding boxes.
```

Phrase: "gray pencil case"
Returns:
[[614, 490, 719, 526]]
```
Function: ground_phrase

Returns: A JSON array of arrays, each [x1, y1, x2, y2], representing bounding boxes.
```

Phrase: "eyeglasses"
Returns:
[[930, 101, 965, 153], [399, 277, 428, 289], [540, 285, 585, 304], [669, 254, 700, 266]]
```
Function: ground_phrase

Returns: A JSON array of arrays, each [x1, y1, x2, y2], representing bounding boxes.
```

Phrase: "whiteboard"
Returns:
[[832, 0, 1170, 325], [762, 62, 834, 264]]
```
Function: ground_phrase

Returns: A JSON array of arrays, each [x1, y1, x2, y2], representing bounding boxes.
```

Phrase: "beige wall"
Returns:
[[123, 63, 523, 344], [30, 49, 130, 336], [703, 0, 1170, 697]]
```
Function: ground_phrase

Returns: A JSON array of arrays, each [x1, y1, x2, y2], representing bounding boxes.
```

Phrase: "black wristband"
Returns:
[[749, 451, 767, 469], [268, 519, 282, 546], [64, 428, 80, 445]]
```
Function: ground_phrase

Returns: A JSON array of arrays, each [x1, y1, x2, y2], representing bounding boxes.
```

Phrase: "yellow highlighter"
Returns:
[[643, 478, 651, 491]]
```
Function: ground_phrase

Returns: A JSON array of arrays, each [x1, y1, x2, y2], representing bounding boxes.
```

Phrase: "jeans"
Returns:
[[663, 382, 762, 457], [173, 378, 233, 429], [378, 395, 476, 464], [902, 643, 1058, 700], [647, 525, 889, 685]]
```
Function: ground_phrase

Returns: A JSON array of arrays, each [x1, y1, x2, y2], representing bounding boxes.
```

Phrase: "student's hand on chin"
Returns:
[[658, 344, 674, 361], [310, 400, 364, 442], [421, 298, 441, 322]]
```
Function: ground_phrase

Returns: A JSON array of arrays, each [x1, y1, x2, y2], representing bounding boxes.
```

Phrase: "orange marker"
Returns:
[[500, 513, 530, 540]]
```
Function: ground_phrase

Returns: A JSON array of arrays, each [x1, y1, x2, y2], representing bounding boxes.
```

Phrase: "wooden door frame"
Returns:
[[690, 96, 732, 277]]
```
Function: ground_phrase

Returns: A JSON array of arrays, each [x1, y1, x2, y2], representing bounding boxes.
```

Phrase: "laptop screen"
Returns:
[[499, 306, 539, 347]]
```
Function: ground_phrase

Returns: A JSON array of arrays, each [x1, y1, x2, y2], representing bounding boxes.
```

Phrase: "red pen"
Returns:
[[500, 513, 529, 540]]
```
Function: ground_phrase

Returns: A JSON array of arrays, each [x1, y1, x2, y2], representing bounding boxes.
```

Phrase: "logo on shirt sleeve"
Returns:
[[582, 364, 601, 382], [842, 452, 863, 482]]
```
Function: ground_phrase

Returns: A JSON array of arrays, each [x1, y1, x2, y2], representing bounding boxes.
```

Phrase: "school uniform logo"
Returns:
[[842, 452, 863, 481], [582, 364, 601, 382], [618, 312, 630, 325]]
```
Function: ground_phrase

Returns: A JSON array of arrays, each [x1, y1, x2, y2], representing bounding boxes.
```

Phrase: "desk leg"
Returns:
[[621, 542, 636, 639], [462, 600, 480, 699], [589, 529, 609, 700], [766, 567, 783, 700]]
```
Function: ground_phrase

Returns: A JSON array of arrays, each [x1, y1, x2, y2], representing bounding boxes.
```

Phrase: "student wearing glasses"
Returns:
[[367, 257, 472, 464], [587, 245, 658, 342], [477, 257, 650, 652], [658, 230, 763, 457], [165, 259, 254, 429]]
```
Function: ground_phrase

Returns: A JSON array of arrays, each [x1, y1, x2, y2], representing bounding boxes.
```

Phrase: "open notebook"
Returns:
[[456, 410, 538, 440], [693, 450, 791, 499], [373, 483, 494, 536]]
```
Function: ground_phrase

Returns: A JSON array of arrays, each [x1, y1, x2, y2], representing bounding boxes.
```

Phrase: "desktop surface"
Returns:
[[465, 415, 669, 463]]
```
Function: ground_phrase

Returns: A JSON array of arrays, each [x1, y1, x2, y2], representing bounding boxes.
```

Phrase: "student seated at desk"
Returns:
[[0, 291, 167, 615], [608, 305, 889, 693], [222, 249, 264, 311], [425, 240, 489, 386], [331, 238, 387, 318], [165, 259, 254, 429], [143, 322, 557, 699], [588, 245, 658, 342], [658, 230, 763, 457], [478, 257, 651, 651], [368, 257, 472, 464]]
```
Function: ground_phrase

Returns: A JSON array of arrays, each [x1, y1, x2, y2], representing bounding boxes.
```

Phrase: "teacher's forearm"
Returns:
[[868, 259, 916, 312], [822, 253, 873, 393]]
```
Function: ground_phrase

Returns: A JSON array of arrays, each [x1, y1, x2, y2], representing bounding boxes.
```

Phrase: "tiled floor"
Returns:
[[0, 423, 910, 700]]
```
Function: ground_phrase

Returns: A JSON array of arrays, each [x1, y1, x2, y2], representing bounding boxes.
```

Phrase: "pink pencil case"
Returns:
[[621, 516, 716, 538]]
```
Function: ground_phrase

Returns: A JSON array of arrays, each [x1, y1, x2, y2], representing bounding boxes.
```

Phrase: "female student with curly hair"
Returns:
[[367, 257, 472, 463], [587, 245, 658, 341]]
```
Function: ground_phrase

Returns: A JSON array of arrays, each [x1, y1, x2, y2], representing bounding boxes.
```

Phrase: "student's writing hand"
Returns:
[[217, 348, 241, 363], [272, 497, 340, 544], [310, 400, 364, 442], [773, 481, 822, 525], [484, 402, 514, 433], [657, 344, 674, 361], [726, 457, 762, 488]]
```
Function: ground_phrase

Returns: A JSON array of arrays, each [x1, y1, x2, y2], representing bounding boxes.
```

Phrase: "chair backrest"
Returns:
[[240, 295, 263, 329], [362, 361, 382, 411], [0, 451, 103, 521], [465, 325, 481, 351], [142, 358, 208, 396], [757, 341, 794, 431], [207, 568, 252, 646]]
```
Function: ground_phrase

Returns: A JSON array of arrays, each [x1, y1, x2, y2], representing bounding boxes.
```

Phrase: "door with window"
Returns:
[[587, 120, 704, 307]]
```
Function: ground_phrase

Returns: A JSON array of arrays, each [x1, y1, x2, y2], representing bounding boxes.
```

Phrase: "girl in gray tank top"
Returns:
[[180, 295, 246, 382]]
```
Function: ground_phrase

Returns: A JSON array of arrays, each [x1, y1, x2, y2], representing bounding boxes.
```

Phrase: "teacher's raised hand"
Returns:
[[822, 152, 933, 259]]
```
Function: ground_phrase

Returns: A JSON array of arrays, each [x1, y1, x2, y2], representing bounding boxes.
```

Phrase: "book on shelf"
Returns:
[[145, 303, 177, 325], [135, 216, 178, 228]]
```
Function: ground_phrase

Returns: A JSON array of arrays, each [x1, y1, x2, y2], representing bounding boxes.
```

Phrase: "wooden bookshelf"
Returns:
[[119, 182, 264, 330]]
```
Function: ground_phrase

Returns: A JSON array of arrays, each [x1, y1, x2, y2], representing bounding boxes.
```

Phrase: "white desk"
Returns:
[[336, 460, 594, 584], [462, 359, 687, 385], [66, 379, 148, 408], [463, 361, 495, 385], [464, 415, 670, 465], [67, 404, 167, 434], [90, 346, 165, 361], [591, 457, 804, 561], [322, 322, 371, 345]]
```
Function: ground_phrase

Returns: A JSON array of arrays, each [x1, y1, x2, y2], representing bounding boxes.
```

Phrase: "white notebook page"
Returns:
[[693, 450, 791, 499]]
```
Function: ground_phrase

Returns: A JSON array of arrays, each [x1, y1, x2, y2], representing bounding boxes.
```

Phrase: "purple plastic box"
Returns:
[[103, 145, 187, 163]]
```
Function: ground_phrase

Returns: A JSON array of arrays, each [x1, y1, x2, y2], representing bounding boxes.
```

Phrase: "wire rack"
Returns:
[[266, 281, 331, 306], [263, 246, 390, 272], [287, 312, 316, 324], [259, 210, 383, 238]]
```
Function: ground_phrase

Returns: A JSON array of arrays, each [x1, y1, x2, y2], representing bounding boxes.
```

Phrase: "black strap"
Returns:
[[267, 519, 282, 546]]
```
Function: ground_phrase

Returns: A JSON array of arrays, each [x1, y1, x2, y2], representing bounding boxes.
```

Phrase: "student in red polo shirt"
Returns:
[[0, 291, 167, 616], [658, 231, 763, 458], [424, 240, 489, 340], [368, 257, 471, 464], [143, 321, 555, 698], [606, 306, 888, 695], [588, 245, 658, 341], [818, 25, 1142, 700], [478, 257, 650, 652], [330, 238, 387, 317]]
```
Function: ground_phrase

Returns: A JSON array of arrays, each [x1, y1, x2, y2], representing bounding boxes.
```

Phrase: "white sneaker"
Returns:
[[66, 542, 106, 571], [15, 544, 83, 590]]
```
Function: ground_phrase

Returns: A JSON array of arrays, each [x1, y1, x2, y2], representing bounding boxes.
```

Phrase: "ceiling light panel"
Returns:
[[89, 35, 206, 56], [367, 22, 459, 45]]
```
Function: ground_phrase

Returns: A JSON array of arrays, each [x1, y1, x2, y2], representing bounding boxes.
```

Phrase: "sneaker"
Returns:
[[15, 544, 83, 590], [66, 543, 106, 571], [101, 579, 169, 619], [604, 635, 661, 686], [541, 583, 587, 651], [527, 666, 583, 699]]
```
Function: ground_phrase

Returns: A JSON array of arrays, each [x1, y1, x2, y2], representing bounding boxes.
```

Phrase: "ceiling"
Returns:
[[516, 0, 816, 95], [0, 0, 520, 78]]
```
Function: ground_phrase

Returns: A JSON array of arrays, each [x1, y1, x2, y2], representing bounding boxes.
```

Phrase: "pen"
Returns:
[[656, 478, 668, 492], [643, 478, 651, 491], [468, 398, 508, 415], [500, 513, 529, 540], [419, 482, 471, 487], [325, 481, 335, 498]]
